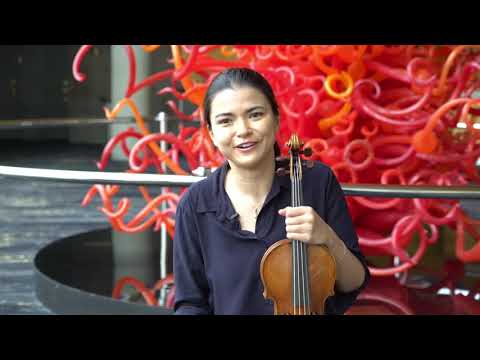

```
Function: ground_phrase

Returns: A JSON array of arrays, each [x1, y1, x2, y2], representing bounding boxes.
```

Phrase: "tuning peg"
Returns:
[[276, 168, 290, 177], [302, 147, 312, 157], [275, 156, 289, 164]]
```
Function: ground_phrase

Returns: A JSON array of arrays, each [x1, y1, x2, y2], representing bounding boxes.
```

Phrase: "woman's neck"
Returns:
[[225, 156, 276, 201]]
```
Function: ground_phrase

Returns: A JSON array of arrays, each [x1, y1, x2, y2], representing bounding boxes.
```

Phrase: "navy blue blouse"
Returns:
[[173, 160, 370, 315]]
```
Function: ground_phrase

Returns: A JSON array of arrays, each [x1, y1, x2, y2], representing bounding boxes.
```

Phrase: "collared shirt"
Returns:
[[173, 160, 370, 315]]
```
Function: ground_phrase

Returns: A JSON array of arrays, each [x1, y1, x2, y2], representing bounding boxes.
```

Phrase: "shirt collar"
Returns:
[[195, 160, 290, 221]]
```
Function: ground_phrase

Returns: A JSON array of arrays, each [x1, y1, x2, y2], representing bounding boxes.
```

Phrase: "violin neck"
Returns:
[[290, 153, 311, 313]]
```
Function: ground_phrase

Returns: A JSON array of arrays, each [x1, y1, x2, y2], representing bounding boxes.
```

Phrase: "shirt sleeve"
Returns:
[[173, 193, 212, 315], [324, 167, 370, 315]]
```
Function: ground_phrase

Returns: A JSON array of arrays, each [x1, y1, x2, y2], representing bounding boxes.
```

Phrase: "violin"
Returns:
[[260, 133, 336, 315]]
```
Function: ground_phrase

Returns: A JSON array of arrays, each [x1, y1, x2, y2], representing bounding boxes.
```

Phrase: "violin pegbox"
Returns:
[[275, 135, 313, 177], [286, 133, 314, 180]]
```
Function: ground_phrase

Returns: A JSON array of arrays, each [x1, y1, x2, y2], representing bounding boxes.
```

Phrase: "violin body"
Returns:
[[260, 133, 337, 315], [260, 240, 336, 315]]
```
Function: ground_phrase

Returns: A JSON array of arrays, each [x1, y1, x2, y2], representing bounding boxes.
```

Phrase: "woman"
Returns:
[[173, 68, 370, 315]]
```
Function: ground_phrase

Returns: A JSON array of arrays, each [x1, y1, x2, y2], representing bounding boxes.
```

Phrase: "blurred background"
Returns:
[[0, 45, 181, 314], [1, 45, 480, 315]]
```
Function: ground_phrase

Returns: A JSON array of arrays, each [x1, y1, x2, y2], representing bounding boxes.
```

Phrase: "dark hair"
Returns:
[[203, 68, 281, 157]]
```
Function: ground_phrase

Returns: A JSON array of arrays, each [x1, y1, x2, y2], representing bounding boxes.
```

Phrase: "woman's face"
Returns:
[[209, 86, 279, 171]]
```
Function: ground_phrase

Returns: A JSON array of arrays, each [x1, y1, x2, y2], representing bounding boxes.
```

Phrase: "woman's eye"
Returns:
[[250, 112, 264, 119], [217, 118, 231, 125]]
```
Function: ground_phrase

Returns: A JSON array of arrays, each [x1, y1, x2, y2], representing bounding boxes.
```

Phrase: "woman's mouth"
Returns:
[[235, 142, 258, 152]]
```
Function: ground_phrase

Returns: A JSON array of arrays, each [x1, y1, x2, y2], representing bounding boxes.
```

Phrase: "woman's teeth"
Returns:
[[237, 143, 256, 149]]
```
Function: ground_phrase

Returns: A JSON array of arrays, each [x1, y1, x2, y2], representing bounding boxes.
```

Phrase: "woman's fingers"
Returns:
[[286, 224, 312, 233]]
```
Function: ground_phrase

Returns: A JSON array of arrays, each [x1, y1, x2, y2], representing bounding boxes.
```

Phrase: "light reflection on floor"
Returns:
[[347, 263, 480, 315]]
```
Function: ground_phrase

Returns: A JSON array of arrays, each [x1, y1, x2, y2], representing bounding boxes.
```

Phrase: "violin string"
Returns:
[[294, 162, 304, 309], [294, 157, 307, 314], [295, 170, 303, 314], [297, 173, 304, 315], [298, 162, 310, 315], [297, 162, 304, 314], [293, 161, 299, 315], [305, 240, 310, 314], [296, 156, 310, 315], [291, 158, 296, 315], [298, 162, 309, 314], [293, 167, 298, 315]]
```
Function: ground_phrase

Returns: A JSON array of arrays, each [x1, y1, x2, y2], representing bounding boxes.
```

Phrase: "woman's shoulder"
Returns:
[[177, 169, 220, 213], [304, 160, 334, 181]]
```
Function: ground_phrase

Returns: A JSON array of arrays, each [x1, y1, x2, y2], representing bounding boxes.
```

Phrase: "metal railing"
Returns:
[[1, 165, 480, 200], [0, 117, 147, 130]]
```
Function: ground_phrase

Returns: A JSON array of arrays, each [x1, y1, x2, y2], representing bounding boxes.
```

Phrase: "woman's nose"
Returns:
[[235, 119, 251, 136]]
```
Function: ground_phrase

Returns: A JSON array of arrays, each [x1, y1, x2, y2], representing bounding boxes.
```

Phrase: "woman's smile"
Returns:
[[235, 141, 258, 153]]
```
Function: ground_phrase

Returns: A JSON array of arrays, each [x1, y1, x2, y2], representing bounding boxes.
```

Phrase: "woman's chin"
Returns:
[[229, 154, 272, 171], [230, 158, 258, 170]]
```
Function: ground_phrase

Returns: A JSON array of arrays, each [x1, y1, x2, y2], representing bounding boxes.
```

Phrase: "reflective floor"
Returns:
[[34, 227, 480, 315], [348, 271, 480, 315], [0, 140, 147, 315]]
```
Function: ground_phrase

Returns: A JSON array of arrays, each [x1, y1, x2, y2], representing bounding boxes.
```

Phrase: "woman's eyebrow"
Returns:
[[215, 112, 234, 119], [215, 106, 265, 119], [246, 106, 265, 113]]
